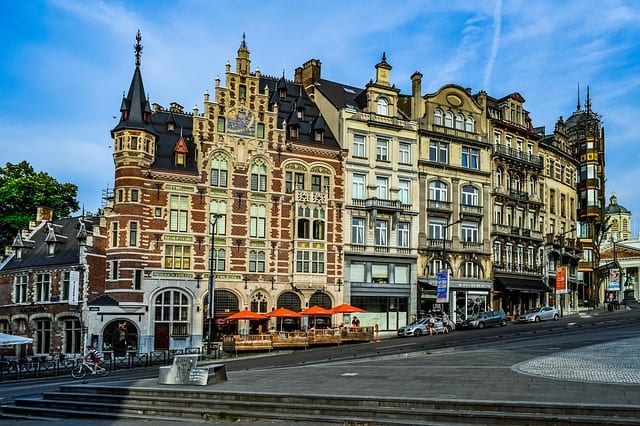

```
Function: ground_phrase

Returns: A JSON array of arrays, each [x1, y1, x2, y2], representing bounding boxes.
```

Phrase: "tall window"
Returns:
[[496, 168, 503, 188], [454, 113, 464, 130], [434, 108, 443, 126], [169, 195, 189, 233], [61, 271, 70, 300], [250, 204, 266, 238], [493, 241, 502, 263], [210, 201, 227, 235], [250, 161, 267, 192], [428, 217, 446, 239], [210, 248, 225, 271], [462, 262, 479, 278], [375, 219, 388, 246], [376, 176, 388, 199], [461, 221, 479, 242], [155, 290, 190, 338], [129, 221, 138, 246], [376, 138, 389, 161], [311, 252, 325, 273], [35, 273, 51, 302], [465, 116, 474, 132], [399, 142, 411, 164], [461, 147, 479, 169], [461, 185, 479, 206], [164, 245, 191, 269], [14, 275, 27, 303], [376, 97, 389, 116], [211, 155, 228, 187], [429, 180, 448, 201], [249, 250, 266, 272], [63, 319, 82, 354], [111, 222, 118, 247], [353, 134, 365, 158], [444, 111, 453, 128], [398, 179, 410, 204], [397, 222, 410, 248], [429, 141, 448, 163], [352, 173, 366, 199], [35, 319, 51, 354], [351, 217, 365, 245]]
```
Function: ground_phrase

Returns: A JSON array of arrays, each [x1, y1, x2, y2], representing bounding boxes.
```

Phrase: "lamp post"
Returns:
[[207, 213, 223, 355], [553, 227, 576, 317], [441, 217, 463, 319]]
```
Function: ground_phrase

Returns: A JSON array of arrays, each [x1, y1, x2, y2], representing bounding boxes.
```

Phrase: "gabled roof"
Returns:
[[313, 78, 365, 111]]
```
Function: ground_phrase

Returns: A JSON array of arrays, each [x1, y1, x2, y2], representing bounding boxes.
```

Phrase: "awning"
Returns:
[[495, 277, 550, 292]]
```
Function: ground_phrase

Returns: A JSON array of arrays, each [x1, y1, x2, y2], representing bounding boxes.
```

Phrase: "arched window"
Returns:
[[496, 168, 503, 188], [309, 291, 332, 309], [210, 154, 228, 187], [249, 250, 266, 272], [454, 113, 464, 130], [251, 160, 267, 192], [434, 109, 443, 126], [429, 180, 448, 201], [465, 116, 474, 132], [461, 185, 479, 206], [444, 111, 454, 128], [529, 176, 536, 195], [154, 289, 190, 338], [376, 97, 389, 116], [250, 291, 268, 314]]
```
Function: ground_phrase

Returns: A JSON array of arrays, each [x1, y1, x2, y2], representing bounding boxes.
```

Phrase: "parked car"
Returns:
[[397, 317, 451, 336], [464, 310, 507, 329], [519, 306, 560, 323]]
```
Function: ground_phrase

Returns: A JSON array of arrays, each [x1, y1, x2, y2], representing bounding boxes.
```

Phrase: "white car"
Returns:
[[519, 306, 560, 323], [397, 317, 451, 336]]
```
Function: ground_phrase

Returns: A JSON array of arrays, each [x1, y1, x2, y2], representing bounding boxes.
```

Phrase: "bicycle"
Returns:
[[71, 359, 111, 378]]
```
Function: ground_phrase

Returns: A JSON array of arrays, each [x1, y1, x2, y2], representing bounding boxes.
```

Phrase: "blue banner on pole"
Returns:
[[436, 269, 449, 303]]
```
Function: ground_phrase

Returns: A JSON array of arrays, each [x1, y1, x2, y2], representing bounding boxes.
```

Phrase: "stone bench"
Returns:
[[158, 354, 227, 386]]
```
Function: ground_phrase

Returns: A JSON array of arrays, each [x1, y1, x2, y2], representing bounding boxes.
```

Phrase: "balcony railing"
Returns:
[[460, 204, 483, 216], [492, 263, 543, 276], [427, 200, 452, 211], [493, 144, 543, 167], [294, 189, 327, 205], [352, 111, 417, 130]]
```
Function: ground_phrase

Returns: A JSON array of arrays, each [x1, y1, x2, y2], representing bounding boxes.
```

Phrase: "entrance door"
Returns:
[[154, 323, 169, 351]]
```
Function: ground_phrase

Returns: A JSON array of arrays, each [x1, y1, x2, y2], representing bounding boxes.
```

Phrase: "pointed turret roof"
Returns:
[[111, 30, 157, 137]]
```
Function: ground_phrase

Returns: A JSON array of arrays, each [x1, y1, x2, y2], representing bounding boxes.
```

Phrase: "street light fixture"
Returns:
[[207, 213, 223, 356]]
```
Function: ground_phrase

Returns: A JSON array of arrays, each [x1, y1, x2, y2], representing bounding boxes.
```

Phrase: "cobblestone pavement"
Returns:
[[513, 336, 640, 384]]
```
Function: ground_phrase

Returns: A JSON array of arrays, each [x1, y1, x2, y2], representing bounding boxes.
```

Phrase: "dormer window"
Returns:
[[279, 87, 287, 99], [167, 121, 175, 133], [314, 130, 324, 143], [15, 248, 22, 260], [376, 97, 389, 116], [47, 241, 56, 256], [173, 136, 189, 167], [175, 152, 186, 166], [289, 126, 299, 139]]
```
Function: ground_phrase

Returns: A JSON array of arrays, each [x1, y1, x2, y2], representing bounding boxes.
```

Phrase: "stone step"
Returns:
[[3, 384, 640, 425]]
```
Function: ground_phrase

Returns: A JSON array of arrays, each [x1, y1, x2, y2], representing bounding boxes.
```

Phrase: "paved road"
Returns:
[[5, 306, 640, 425]]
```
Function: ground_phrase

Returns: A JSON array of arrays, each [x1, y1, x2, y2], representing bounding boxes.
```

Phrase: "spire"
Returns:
[[576, 82, 581, 111], [236, 32, 250, 75], [586, 86, 592, 111], [111, 30, 156, 136]]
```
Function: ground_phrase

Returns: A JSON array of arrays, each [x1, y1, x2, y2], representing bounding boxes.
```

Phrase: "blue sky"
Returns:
[[3, 0, 640, 234]]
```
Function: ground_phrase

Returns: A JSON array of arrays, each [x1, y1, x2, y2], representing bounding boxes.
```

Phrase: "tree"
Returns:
[[0, 161, 80, 255]]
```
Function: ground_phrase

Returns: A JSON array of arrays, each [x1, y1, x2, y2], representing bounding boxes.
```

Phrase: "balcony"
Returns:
[[493, 144, 543, 168], [427, 200, 452, 212], [352, 111, 417, 131], [492, 262, 543, 276], [294, 189, 327, 205], [460, 204, 483, 217], [351, 197, 409, 214]]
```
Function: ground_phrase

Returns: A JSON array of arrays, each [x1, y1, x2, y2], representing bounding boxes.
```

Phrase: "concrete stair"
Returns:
[[3, 383, 640, 425]]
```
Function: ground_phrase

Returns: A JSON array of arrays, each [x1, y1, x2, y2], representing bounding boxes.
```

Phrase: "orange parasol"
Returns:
[[224, 309, 268, 322], [267, 307, 302, 318], [300, 305, 333, 316], [331, 303, 366, 314]]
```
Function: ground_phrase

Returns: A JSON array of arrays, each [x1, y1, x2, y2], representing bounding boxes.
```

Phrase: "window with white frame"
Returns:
[[376, 176, 389, 199], [462, 261, 480, 278], [504, 244, 513, 267], [210, 248, 225, 271], [461, 185, 478, 206], [429, 259, 444, 276], [169, 195, 189, 232], [529, 176, 536, 195], [374, 219, 388, 246], [350, 262, 365, 283], [527, 246, 534, 268], [372, 263, 388, 283], [455, 113, 464, 130], [429, 141, 448, 163], [376, 138, 389, 161], [516, 245, 524, 268], [496, 168, 503, 188], [250, 204, 266, 238], [428, 217, 446, 240], [395, 264, 410, 284], [465, 116, 474, 132], [397, 222, 410, 248], [154, 290, 190, 338], [210, 154, 228, 187], [249, 250, 266, 272], [351, 217, 365, 245], [434, 108, 443, 126], [35, 273, 51, 302], [376, 97, 389, 116], [353, 134, 366, 158], [210, 201, 227, 235], [461, 221, 479, 242], [14, 275, 27, 303], [352, 173, 366, 199], [398, 179, 410, 204], [61, 271, 70, 300], [461, 146, 479, 169], [494, 131, 501, 145], [129, 221, 137, 246], [399, 142, 411, 164], [429, 180, 448, 201], [444, 111, 453, 128], [493, 241, 502, 263]]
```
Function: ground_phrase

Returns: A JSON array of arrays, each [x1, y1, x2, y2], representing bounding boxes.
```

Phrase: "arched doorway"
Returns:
[[276, 291, 302, 332], [102, 320, 138, 357], [153, 289, 191, 351], [204, 289, 239, 341], [308, 291, 332, 328]]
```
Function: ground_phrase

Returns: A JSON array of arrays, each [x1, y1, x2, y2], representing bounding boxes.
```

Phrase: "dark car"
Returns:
[[464, 310, 507, 329]]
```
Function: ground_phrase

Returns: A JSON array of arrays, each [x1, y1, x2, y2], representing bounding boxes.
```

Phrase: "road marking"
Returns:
[[341, 372, 358, 376]]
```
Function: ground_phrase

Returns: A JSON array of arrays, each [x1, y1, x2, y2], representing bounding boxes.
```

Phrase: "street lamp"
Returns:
[[207, 213, 223, 355], [552, 227, 576, 317], [440, 217, 463, 319]]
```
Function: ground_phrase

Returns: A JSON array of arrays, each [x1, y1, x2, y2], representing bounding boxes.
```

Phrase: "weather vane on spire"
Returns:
[[134, 30, 143, 67]]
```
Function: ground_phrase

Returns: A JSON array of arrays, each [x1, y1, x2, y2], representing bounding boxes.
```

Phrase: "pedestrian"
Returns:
[[441, 312, 450, 334]]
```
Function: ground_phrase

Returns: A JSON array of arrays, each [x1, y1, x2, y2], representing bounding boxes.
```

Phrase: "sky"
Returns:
[[2, 0, 639, 234]]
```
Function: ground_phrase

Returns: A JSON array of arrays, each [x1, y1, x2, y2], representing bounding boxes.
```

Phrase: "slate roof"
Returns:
[[0, 216, 96, 272]]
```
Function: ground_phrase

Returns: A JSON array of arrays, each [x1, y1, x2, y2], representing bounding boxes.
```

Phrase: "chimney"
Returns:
[[295, 59, 322, 88], [411, 71, 423, 120]]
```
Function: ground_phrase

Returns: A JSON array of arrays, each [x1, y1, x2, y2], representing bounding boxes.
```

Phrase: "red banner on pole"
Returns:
[[556, 265, 568, 294]]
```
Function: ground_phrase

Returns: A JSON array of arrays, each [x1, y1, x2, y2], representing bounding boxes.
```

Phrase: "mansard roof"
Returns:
[[0, 216, 97, 272]]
